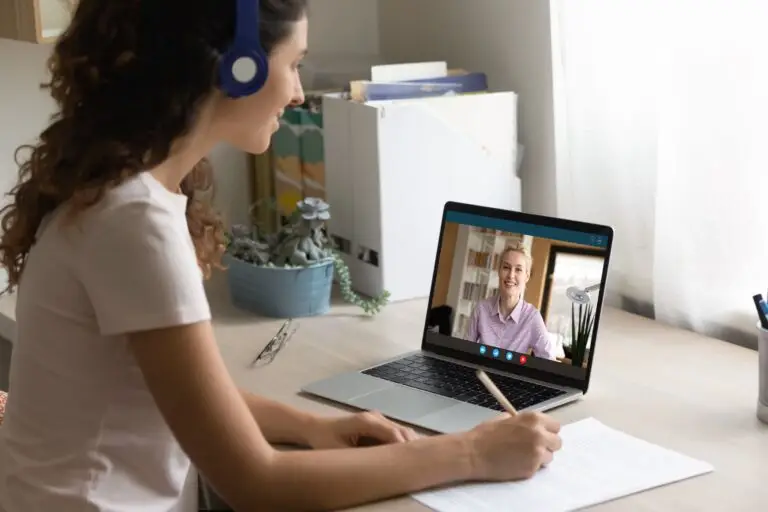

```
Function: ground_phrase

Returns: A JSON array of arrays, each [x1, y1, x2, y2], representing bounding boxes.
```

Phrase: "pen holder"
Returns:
[[757, 323, 768, 425]]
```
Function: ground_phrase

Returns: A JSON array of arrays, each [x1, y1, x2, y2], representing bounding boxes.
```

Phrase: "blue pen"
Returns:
[[760, 299, 768, 323], [753, 294, 768, 329]]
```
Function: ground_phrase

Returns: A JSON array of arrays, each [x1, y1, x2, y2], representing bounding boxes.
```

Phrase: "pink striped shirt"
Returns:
[[465, 295, 557, 360]]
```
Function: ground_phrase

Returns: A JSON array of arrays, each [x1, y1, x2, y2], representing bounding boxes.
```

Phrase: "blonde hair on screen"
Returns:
[[498, 241, 533, 274]]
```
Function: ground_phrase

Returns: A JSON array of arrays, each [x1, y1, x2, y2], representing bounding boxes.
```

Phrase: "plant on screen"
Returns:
[[570, 302, 595, 368]]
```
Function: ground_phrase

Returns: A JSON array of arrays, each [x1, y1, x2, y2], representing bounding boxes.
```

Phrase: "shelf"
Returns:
[[0, 0, 75, 44]]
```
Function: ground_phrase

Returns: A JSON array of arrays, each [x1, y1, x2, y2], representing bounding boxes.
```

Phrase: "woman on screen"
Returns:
[[466, 244, 557, 360]]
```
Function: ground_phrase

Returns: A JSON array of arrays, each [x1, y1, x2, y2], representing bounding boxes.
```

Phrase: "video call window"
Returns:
[[428, 221, 608, 370]]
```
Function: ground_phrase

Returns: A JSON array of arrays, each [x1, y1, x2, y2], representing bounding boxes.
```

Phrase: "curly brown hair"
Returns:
[[0, 0, 307, 293]]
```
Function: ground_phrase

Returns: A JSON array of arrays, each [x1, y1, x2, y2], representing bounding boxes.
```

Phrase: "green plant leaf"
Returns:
[[571, 303, 576, 346], [333, 252, 390, 316]]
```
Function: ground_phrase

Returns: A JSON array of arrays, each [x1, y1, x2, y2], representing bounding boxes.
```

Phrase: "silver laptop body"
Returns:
[[302, 201, 614, 434]]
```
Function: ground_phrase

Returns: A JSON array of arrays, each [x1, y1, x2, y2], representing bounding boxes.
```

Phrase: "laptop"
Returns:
[[302, 201, 614, 434]]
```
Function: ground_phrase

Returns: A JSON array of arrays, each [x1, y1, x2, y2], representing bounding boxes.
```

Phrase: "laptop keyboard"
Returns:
[[362, 353, 566, 412]]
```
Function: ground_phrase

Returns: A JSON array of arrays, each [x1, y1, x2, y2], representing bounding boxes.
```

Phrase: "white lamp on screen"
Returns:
[[565, 283, 601, 305]]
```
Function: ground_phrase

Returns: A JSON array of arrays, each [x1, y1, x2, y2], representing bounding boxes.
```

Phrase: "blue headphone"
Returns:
[[219, 0, 269, 98]]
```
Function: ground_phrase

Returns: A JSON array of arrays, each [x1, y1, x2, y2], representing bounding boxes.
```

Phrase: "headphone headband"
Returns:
[[219, 0, 269, 98], [236, 0, 259, 44]]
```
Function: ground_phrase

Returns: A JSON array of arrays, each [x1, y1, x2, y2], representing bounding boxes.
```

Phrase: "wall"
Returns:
[[0, 0, 381, 235], [378, 0, 557, 217], [306, 0, 379, 56]]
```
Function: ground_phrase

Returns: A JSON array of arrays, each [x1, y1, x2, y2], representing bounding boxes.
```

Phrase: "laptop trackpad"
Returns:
[[349, 386, 456, 420]]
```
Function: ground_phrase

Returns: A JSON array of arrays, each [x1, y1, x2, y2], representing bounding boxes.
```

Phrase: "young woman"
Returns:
[[465, 244, 557, 360], [0, 1, 562, 511]]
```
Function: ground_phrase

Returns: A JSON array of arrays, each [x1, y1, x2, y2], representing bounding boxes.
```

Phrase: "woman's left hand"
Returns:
[[306, 411, 421, 449]]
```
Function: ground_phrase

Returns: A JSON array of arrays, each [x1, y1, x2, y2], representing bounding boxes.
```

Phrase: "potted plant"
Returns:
[[224, 197, 389, 318], [567, 300, 595, 368]]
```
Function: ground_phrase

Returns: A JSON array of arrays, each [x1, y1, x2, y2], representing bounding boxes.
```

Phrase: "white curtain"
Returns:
[[551, 0, 768, 348]]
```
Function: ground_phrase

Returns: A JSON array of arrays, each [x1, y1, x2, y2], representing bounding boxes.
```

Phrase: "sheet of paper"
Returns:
[[412, 417, 714, 512]]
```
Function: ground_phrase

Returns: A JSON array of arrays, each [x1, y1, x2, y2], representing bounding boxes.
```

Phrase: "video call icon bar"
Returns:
[[478, 345, 527, 365]]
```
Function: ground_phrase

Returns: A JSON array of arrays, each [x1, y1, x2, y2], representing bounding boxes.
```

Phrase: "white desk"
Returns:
[[1, 273, 766, 511]]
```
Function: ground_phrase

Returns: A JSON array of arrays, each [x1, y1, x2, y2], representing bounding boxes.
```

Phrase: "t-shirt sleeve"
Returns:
[[79, 199, 212, 336]]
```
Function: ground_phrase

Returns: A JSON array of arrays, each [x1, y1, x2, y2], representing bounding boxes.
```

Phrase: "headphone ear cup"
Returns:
[[218, 44, 269, 98]]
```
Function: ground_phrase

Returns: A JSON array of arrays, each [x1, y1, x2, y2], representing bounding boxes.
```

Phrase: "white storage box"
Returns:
[[323, 92, 522, 302]]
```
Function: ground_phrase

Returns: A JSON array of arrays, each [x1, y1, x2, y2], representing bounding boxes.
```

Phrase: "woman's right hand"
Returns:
[[467, 411, 563, 481]]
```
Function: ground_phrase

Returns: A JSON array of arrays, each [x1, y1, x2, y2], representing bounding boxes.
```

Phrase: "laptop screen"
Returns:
[[424, 207, 611, 386]]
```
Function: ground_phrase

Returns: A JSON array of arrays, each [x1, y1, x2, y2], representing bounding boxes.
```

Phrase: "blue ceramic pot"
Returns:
[[224, 253, 334, 318]]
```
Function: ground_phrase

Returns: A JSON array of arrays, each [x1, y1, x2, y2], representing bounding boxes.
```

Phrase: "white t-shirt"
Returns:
[[0, 172, 212, 512]]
